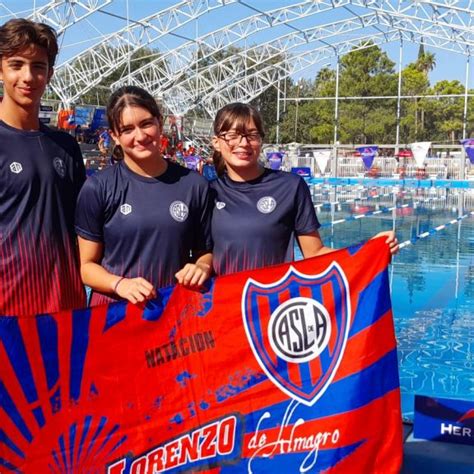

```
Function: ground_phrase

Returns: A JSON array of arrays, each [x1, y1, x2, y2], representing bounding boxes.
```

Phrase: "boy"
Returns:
[[0, 18, 86, 316]]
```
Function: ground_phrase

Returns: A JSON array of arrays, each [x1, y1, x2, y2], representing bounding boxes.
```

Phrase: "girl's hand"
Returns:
[[113, 277, 156, 304], [372, 230, 399, 255], [175, 262, 212, 289]]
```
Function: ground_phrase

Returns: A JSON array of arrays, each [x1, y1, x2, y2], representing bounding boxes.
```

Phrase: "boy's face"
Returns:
[[0, 44, 53, 110]]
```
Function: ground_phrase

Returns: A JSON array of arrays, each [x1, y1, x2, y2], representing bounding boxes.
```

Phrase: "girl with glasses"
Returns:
[[210, 102, 398, 276], [75, 86, 213, 306]]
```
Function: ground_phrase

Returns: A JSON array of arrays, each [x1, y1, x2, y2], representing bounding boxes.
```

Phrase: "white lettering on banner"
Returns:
[[107, 416, 237, 474], [440, 423, 472, 437], [247, 400, 341, 473]]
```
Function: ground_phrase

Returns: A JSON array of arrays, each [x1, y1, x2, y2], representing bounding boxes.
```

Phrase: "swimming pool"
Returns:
[[302, 182, 474, 420]]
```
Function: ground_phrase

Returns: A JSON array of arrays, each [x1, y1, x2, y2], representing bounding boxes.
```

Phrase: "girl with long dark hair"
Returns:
[[75, 86, 212, 305]]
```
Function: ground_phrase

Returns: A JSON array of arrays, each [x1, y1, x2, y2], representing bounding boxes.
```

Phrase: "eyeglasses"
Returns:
[[218, 131, 263, 146]]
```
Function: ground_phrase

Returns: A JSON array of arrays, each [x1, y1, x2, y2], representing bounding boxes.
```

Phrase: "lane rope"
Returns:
[[398, 211, 474, 249]]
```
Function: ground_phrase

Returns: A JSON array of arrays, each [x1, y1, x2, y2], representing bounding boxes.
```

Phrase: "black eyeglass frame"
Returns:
[[217, 131, 264, 145]]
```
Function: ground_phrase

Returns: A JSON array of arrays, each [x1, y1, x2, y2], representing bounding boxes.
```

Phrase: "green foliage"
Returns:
[[69, 40, 471, 144], [271, 44, 468, 144]]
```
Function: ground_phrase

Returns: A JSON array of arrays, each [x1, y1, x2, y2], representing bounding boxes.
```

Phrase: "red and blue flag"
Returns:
[[0, 237, 402, 473]]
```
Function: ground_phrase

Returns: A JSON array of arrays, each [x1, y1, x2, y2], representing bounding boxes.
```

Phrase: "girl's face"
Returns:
[[213, 117, 262, 173], [111, 105, 162, 161]]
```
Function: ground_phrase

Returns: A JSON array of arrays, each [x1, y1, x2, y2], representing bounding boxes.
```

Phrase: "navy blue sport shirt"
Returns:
[[210, 169, 320, 275], [0, 120, 86, 316], [75, 160, 212, 305]]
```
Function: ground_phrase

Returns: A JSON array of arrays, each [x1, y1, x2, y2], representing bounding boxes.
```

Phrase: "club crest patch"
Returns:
[[120, 203, 132, 215], [257, 196, 276, 214], [242, 262, 351, 406], [10, 162, 23, 174], [170, 200, 189, 222], [53, 157, 66, 178]]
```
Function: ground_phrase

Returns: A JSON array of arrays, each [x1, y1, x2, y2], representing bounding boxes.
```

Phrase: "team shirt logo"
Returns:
[[268, 297, 331, 363], [53, 157, 66, 178], [120, 203, 132, 215], [216, 201, 226, 210], [9, 162, 23, 174], [170, 201, 189, 222], [257, 196, 276, 214], [242, 262, 351, 406]]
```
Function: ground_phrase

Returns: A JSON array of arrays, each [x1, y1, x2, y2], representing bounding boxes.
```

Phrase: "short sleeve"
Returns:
[[71, 139, 86, 199], [75, 176, 105, 242], [192, 179, 213, 254], [294, 177, 320, 235]]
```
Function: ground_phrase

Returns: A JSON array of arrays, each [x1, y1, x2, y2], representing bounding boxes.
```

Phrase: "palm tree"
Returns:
[[416, 51, 436, 78], [415, 50, 436, 133]]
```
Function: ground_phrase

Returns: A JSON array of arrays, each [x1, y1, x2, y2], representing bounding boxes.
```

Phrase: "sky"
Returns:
[[1, 0, 472, 89]]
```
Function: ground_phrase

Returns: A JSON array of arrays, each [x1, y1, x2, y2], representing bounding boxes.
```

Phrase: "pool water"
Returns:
[[301, 184, 474, 420]]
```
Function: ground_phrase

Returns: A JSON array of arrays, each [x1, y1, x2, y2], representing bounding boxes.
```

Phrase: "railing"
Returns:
[[285, 155, 472, 180]]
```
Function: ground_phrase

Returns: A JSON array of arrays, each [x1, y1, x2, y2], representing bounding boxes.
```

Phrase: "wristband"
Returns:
[[113, 277, 125, 294]]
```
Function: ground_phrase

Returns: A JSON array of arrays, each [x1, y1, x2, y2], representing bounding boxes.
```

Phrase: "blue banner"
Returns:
[[356, 146, 378, 170], [291, 167, 312, 177], [460, 138, 474, 164], [202, 163, 218, 181], [266, 152, 284, 170], [73, 106, 94, 126], [90, 108, 108, 131], [184, 155, 200, 171], [414, 395, 474, 446]]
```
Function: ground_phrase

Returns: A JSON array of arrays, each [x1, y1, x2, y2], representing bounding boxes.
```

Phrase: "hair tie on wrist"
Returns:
[[113, 277, 125, 294]]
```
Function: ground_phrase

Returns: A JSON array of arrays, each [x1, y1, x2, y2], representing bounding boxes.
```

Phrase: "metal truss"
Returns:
[[31, 1, 114, 35], [166, 31, 394, 116], [175, 21, 470, 117], [158, 9, 473, 115], [112, 0, 474, 94], [111, 0, 339, 92], [25, 0, 472, 111], [193, 30, 429, 116], [50, 0, 239, 106]]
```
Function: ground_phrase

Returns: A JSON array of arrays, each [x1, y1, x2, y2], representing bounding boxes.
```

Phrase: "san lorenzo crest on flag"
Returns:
[[242, 262, 351, 406]]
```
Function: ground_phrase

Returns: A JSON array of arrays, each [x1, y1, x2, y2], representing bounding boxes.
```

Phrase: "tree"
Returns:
[[337, 43, 398, 143], [400, 63, 430, 141], [425, 80, 465, 142], [416, 52, 436, 78]]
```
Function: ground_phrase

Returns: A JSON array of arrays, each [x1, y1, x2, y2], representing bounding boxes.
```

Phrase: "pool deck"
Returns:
[[402, 423, 474, 473]]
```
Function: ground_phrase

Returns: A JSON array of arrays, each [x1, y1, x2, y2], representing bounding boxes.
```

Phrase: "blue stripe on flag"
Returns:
[[95, 424, 119, 456], [85, 417, 107, 458], [0, 429, 25, 459], [36, 315, 59, 390], [69, 423, 77, 471], [58, 434, 68, 472], [143, 286, 174, 321], [0, 458, 21, 473], [244, 349, 399, 428], [32, 406, 45, 427], [70, 308, 91, 401], [349, 270, 391, 337], [104, 301, 127, 332], [0, 317, 38, 403], [76, 415, 92, 464], [0, 381, 32, 442]]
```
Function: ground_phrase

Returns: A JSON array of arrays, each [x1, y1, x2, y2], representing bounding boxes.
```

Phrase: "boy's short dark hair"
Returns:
[[0, 18, 58, 67]]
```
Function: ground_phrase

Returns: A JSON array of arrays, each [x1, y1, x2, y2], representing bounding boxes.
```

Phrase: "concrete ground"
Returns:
[[402, 423, 474, 473]]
